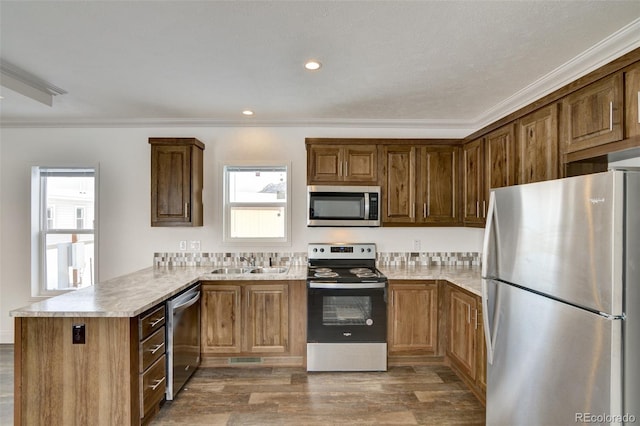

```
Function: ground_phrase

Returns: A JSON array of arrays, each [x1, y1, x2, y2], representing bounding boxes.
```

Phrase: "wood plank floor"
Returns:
[[152, 365, 485, 425], [0, 345, 485, 425]]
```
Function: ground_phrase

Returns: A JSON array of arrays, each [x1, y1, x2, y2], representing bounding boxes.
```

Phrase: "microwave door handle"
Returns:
[[364, 192, 370, 220]]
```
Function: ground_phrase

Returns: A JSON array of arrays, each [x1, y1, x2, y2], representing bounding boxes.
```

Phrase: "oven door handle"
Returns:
[[308, 281, 386, 289]]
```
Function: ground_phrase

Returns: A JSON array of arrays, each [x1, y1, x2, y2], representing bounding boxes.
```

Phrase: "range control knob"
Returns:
[[312, 248, 318, 252], [320, 248, 324, 252], [366, 319, 374, 326]]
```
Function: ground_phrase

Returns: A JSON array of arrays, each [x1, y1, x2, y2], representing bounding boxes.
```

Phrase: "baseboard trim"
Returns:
[[0, 330, 14, 344]]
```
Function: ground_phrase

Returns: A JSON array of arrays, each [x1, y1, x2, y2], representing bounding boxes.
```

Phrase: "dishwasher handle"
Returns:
[[172, 291, 201, 313]]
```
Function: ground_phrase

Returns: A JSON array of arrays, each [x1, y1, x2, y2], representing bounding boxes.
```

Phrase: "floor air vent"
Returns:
[[229, 357, 263, 364]]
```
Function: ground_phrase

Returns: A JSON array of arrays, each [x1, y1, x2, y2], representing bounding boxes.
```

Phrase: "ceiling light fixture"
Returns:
[[242, 109, 254, 116], [304, 60, 322, 71], [0, 60, 67, 106]]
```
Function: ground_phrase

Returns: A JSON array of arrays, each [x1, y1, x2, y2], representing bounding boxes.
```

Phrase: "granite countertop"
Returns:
[[379, 265, 482, 296], [10, 264, 481, 318]]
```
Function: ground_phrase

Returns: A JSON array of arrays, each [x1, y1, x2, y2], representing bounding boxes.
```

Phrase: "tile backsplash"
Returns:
[[153, 251, 481, 267]]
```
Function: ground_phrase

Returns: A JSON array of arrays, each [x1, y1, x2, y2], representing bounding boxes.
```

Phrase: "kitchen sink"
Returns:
[[210, 267, 253, 274], [209, 266, 289, 274], [250, 267, 289, 274]]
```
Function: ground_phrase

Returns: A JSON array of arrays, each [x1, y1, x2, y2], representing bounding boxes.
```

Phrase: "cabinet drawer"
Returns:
[[140, 305, 166, 340], [141, 354, 166, 418], [140, 327, 165, 372]]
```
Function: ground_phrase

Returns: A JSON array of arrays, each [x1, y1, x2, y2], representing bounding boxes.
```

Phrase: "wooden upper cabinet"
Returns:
[[418, 146, 460, 225], [380, 145, 416, 223], [625, 62, 640, 139], [516, 104, 559, 184], [484, 123, 515, 193], [381, 143, 460, 225], [149, 137, 204, 227], [562, 73, 624, 153], [463, 124, 514, 227], [306, 143, 377, 184], [462, 139, 484, 226]]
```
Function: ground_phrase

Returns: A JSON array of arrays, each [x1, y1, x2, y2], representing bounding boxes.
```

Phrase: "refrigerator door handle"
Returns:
[[482, 279, 495, 365], [482, 191, 497, 279]]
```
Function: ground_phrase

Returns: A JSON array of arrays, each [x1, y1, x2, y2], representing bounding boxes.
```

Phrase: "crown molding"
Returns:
[[474, 17, 640, 130], [0, 117, 474, 134]]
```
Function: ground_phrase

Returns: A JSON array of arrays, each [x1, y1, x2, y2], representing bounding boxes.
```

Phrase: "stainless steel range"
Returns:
[[306, 243, 388, 372]]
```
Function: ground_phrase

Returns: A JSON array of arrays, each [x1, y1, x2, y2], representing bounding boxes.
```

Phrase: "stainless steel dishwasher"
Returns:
[[166, 284, 201, 400]]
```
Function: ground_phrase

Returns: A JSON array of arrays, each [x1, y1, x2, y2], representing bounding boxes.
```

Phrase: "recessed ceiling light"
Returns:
[[242, 110, 254, 116], [304, 60, 322, 71]]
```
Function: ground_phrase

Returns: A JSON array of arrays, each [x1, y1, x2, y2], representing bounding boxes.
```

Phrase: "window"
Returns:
[[223, 164, 290, 244], [31, 166, 98, 295]]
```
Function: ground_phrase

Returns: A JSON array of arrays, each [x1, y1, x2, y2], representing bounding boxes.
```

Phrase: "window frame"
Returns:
[[30, 165, 99, 297], [222, 162, 291, 246]]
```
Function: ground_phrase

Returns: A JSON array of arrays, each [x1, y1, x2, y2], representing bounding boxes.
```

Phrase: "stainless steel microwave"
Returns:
[[307, 185, 381, 227]]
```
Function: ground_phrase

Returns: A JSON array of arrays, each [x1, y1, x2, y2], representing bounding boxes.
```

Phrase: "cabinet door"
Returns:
[[418, 146, 460, 224], [307, 145, 343, 183], [462, 139, 484, 226], [150, 138, 204, 227], [151, 144, 192, 225], [516, 104, 559, 184], [484, 123, 514, 204], [201, 285, 242, 353], [381, 145, 416, 223], [562, 73, 623, 153], [625, 63, 640, 139], [244, 284, 289, 353], [343, 145, 377, 183], [447, 287, 476, 379], [388, 282, 438, 354]]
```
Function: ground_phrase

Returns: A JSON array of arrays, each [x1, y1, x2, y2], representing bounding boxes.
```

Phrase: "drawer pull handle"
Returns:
[[149, 343, 164, 354], [149, 377, 165, 391], [149, 317, 164, 327]]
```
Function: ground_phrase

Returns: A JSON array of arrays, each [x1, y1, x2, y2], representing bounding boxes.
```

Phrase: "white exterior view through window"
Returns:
[[31, 167, 97, 295], [223, 164, 289, 243]]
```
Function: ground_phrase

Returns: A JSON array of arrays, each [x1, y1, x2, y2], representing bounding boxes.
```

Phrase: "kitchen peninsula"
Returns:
[[10, 263, 482, 425]]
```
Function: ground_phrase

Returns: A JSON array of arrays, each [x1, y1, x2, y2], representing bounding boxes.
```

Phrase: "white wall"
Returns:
[[609, 156, 640, 167], [0, 125, 484, 343]]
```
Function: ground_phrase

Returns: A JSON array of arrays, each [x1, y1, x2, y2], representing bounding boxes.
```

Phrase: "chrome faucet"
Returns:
[[240, 256, 256, 267]]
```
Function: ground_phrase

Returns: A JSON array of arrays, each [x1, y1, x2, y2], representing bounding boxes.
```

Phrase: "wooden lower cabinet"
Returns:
[[14, 302, 168, 425], [200, 281, 305, 366], [444, 283, 486, 404], [387, 281, 440, 364]]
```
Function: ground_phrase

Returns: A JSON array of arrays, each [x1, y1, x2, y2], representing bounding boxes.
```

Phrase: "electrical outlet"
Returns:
[[413, 239, 421, 251], [190, 240, 201, 251], [72, 324, 85, 344], [179, 240, 187, 250]]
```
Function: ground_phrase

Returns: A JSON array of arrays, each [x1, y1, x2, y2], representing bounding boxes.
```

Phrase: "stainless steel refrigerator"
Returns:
[[482, 169, 639, 425]]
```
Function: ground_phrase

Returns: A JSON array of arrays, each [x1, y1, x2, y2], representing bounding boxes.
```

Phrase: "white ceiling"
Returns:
[[1, 1, 640, 131]]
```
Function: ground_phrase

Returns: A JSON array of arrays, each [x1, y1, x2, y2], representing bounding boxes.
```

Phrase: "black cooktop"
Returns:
[[306, 265, 387, 283]]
